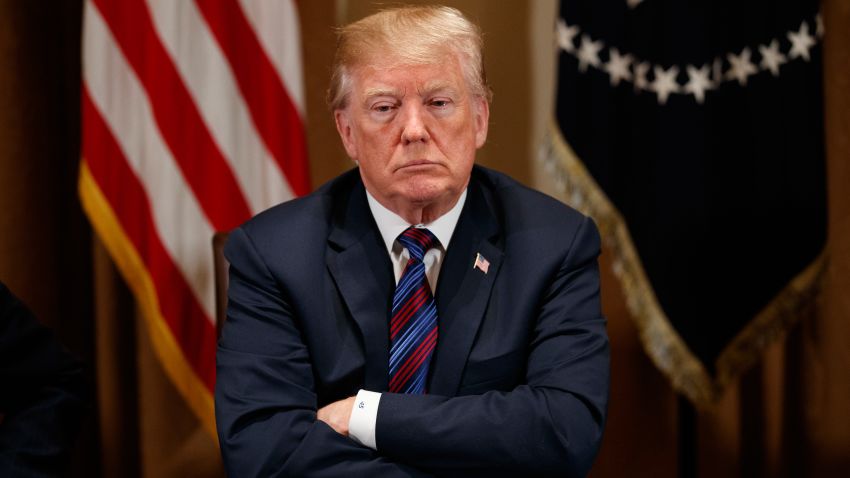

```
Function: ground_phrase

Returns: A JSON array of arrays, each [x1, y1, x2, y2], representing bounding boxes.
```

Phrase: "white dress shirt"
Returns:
[[347, 188, 466, 450]]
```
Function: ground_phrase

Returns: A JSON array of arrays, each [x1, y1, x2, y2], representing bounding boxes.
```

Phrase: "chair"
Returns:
[[212, 231, 230, 338]]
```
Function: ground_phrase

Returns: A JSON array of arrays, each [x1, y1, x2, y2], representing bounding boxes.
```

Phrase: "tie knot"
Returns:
[[397, 227, 439, 261]]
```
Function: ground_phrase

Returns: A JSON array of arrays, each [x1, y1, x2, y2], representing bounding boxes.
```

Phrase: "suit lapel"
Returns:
[[326, 177, 394, 391], [430, 177, 503, 395]]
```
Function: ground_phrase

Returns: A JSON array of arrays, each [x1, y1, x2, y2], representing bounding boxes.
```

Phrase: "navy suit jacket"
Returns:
[[0, 282, 86, 477], [216, 166, 609, 477]]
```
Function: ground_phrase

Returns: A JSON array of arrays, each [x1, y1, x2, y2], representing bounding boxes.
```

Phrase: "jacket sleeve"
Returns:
[[215, 227, 432, 478], [375, 216, 610, 477], [0, 283, 87, 478]]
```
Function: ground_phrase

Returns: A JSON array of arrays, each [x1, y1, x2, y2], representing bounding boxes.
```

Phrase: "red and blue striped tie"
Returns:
[[389, 227, 439, 394]]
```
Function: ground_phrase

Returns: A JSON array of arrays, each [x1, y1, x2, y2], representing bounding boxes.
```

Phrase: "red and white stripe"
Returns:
[[81, 0, 308, 423]]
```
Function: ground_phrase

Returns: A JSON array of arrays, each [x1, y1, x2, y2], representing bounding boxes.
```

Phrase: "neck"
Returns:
[[375, 193, 462, 225], [396, 202, 452, 225]]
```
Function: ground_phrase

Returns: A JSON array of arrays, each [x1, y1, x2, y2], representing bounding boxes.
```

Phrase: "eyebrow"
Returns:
[[363, 87, 403, 100], [362, 81, 460, 101], [420, 81, 457, 96]]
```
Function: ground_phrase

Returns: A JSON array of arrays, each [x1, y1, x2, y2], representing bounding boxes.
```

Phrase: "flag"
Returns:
[[474, 253, 490, 274], [80, 0, 309, 436], [543, 0, 826, 405]]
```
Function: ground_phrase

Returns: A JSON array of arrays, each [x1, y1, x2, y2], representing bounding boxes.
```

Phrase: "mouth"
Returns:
[[397, 160, 439, 171]]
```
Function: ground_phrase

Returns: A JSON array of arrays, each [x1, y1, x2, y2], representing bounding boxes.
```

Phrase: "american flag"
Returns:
[[474, 253, 490, 274], [80, 0, 309, 436]]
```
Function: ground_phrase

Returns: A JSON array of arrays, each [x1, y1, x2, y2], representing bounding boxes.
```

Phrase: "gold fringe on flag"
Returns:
[[79, 162, 219, 440]]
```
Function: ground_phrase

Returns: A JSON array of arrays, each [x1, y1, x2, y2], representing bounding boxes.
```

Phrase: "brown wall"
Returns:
[[0, 1, 88, 343], [0, 0, 99, 474]]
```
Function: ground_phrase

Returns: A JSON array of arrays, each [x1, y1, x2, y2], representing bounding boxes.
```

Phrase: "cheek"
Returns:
[[361, 124, 398, 153], [355, 134, 397, 179], [448, 124, 479, 157]]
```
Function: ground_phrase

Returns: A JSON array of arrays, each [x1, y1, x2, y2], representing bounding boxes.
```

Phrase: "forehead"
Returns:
[[349, 54, 468, 97]]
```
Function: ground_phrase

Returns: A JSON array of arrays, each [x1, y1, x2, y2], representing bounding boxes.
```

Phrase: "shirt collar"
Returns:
[[366, 188, 467, 254]]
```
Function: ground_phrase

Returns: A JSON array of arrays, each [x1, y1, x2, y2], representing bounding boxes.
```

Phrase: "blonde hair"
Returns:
[[327, 5, 492, 110]]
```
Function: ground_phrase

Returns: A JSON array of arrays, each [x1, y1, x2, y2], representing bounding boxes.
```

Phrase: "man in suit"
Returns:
[[0, 281, 87, 477], [215, 5, 609, 477]]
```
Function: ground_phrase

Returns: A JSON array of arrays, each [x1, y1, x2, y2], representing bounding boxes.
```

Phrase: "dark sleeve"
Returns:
[[215, 227, 432, 478], [0, 283, 87, 478], [375, 216, 610, 477]]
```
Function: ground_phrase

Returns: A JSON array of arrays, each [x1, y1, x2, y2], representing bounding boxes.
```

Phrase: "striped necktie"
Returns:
[[389, 227, 439, 394]]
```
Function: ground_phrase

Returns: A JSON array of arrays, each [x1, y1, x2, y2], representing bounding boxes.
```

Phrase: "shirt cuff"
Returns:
[[348, 389, 381, 450]]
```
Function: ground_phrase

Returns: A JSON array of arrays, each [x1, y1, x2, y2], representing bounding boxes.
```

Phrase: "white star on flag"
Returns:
[[474, 253, 490, 274], [633, 61, 650, 92], [726, 47, 757, 86], [684, 64, 712, 104], [605, 48, 633, 86], [576, 34, 604, 72], [788, 21, 816, 61], [758, 40, 787, 76], [651, 65, 680, 104], [556, 18, 580, 53]]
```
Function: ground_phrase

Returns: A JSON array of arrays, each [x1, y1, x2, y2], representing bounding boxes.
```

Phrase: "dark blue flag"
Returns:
[[544, 0, 826, 405]]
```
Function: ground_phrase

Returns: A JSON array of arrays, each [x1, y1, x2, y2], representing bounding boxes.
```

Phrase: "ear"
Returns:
[[334, 109, 358, 159], [472, 96, 490, 149]]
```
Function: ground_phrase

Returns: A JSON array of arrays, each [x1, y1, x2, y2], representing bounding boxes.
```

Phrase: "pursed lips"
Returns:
[[395, 160, 440, 171]]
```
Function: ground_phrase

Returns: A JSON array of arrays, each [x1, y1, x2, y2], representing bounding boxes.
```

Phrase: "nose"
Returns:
[[400, 103, 430, 145]]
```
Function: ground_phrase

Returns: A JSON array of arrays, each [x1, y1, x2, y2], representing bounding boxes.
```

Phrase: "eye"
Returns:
[[370, 100, 397, 114], [429, 98, 451, 108]]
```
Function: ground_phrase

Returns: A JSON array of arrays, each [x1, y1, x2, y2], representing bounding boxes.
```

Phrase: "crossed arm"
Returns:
[[216, 218, 609, 477], [316, 397, 355, 437]]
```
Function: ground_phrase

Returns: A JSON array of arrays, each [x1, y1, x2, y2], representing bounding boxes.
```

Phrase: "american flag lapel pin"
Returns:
[[473, 253, 490, 274]]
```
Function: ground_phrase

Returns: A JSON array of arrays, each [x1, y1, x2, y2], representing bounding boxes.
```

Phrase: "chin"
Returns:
[[398, 178, 456, 206]]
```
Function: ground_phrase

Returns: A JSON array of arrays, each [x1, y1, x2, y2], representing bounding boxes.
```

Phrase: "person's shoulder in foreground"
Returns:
[[215, 4, 609, 477], [0, 282, 87, 477]]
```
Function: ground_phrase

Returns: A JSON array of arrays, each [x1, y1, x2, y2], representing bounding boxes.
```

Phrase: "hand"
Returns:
[[317, 396, 356, 436]]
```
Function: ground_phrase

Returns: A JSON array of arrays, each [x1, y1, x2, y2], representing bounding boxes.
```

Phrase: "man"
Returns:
[[216, 6, 609, 477], [0, 281, 87, 477]]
